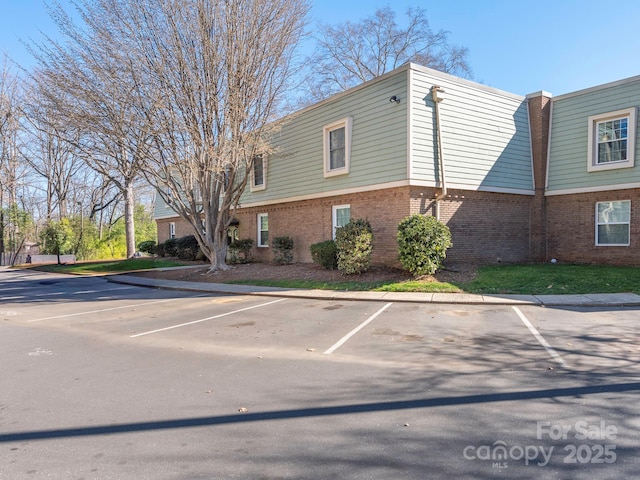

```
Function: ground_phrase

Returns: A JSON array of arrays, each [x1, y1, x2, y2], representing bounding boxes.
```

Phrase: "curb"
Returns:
[[107, 274, 640, 307]]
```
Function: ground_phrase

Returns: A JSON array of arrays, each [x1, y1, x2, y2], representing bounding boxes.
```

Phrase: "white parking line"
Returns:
[[512, 306, 567, 368], [130, 298, 288, 338], [27, 297, 202, 323], [324, 302, 393, 355], [72, 286, 137, 295]]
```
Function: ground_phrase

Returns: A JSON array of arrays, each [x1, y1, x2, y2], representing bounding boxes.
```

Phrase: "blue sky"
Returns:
[[1, 0, 639, 97]]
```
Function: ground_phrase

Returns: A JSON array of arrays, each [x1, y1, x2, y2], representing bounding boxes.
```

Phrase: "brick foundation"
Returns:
[[158, 186, 540, 267], [546, 189, 640, 265], [410, 187, 533, 264]]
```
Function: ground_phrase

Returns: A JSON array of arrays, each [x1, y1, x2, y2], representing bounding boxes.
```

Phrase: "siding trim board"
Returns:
[[546, 182, 640, 196], [239, 179, 536, 210]]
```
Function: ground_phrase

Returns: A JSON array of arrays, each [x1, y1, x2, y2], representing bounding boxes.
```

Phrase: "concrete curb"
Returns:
[[108, 274, 640, 307]]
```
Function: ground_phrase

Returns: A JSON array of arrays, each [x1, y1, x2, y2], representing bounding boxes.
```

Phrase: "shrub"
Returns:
[[397, 214, 452, 276], [310, 240, 337, 270], [175, 235, 201, 261], [272, 236, 294, 265], [138, 240, 157, 255], [162, 238, 178, 257], [335, 219, 373, 275], [156, 242, 166, 257], [228, 238, 254, 264]]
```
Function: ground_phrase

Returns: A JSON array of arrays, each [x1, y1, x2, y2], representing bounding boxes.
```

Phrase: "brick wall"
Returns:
[[157, 186, 537, 266], [546, 189, 640, 265], [156, 218, 194, 243], [235, 187, 412, 265], [410, 188, 533, 264]]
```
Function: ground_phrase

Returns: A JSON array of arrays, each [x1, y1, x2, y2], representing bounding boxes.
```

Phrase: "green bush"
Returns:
[[138, 240, 157, 255], [310, 240, 337, 270], [397, 214, 452, 276], [175, 235, 201, 261], [228, 238, 254, 264], [272, 236, 294, 265], [162, 238, 178, 257], [335, 219, 373, 275], [156, 242, 166, 257]]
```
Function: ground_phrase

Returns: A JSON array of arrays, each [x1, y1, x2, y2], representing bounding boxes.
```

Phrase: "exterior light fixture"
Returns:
[[431, 85, 446, 103], [389, 95, 400, 104]]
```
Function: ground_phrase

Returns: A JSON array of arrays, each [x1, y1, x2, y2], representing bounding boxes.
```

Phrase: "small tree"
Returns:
[[42, 219, 74, 264], [397, 214, 452, 276], [335, 219, 373, 275], [272, 236, 294, 265]]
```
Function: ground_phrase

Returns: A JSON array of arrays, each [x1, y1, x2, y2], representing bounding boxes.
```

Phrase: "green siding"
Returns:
[[240, 71, 409, 205], [547, 78, 640, 192], [154, 193, 176, 219], [411, 67, 533, 192]]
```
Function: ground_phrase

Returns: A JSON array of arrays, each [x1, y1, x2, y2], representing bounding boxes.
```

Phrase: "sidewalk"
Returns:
[[109, 274, 640, 307]]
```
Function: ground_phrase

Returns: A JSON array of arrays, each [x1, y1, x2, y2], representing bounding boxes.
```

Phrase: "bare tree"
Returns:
[[29, 1, 154, 258], [29, 0, 308, 269], [0, 56, 27, 261], [116, 0, 309, 270], [305, 6, 472, 101], [21, 81, 85, 221]]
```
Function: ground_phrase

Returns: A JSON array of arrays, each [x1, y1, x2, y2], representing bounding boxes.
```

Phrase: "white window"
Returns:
[[251, 154, 266, 191], [169, 222, 176, 239], [587, 108, 636, 172], [257, 213, 269, 247], [596, 200, 630, 246], [323, 117, 352, 177], [332, 204, 350, 239]]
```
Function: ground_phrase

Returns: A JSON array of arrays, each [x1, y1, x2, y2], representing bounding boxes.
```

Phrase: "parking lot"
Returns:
[[1, 268, 639, 479]]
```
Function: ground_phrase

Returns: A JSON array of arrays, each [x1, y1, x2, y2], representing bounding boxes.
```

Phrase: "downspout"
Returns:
[[431, 85, 447, 220]]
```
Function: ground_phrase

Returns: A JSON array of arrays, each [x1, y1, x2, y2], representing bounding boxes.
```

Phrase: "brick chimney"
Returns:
[[526, 91, 552, 262]]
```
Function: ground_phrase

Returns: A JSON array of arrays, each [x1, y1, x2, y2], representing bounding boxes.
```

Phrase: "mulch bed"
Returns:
[[132, 261, 477, 285]]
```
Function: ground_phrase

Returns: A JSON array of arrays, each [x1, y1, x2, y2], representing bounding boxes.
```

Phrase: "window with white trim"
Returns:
[[587, 108, 636, 172], [251, 154, 266, 191], [332, 204, 350, 239], [323, 117, 352, 177], [169, 222, 176, 239], [596, 200, 630, 246], [257, 213, 269, 247]]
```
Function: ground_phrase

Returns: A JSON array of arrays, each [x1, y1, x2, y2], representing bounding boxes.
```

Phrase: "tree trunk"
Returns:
[[124, 181, 136, 258], [207, 222, 230, 272]]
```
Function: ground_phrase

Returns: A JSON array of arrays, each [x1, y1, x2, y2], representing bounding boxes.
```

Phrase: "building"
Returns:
[[155, 63, 640, 266]]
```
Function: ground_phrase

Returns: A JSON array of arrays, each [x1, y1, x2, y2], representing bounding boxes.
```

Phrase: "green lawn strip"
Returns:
[[29, 258, 187, 275], [461, 264, 640, 295], [231, 264, 640, 294]]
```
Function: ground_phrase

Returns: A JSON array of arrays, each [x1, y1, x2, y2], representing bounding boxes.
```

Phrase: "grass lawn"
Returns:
[[461, 264, 640, 295], [26, 258, 187, 275], [24, 259, 640, 295], [232, 264, 640, 295]]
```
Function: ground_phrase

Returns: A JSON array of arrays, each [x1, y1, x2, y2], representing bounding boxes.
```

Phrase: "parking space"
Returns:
[[2, 268, 640, 479], [6, 274, 639, 376], [511, 306, 640, 374]]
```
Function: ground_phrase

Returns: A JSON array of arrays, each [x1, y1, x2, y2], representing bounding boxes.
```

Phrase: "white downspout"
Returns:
[[431, 85, 447, 220]]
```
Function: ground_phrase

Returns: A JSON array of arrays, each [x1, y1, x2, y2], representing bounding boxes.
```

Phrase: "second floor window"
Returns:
[[587, 108, 636, 172], [251, 154, 266, 191], [323, 117, 352, 177]]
